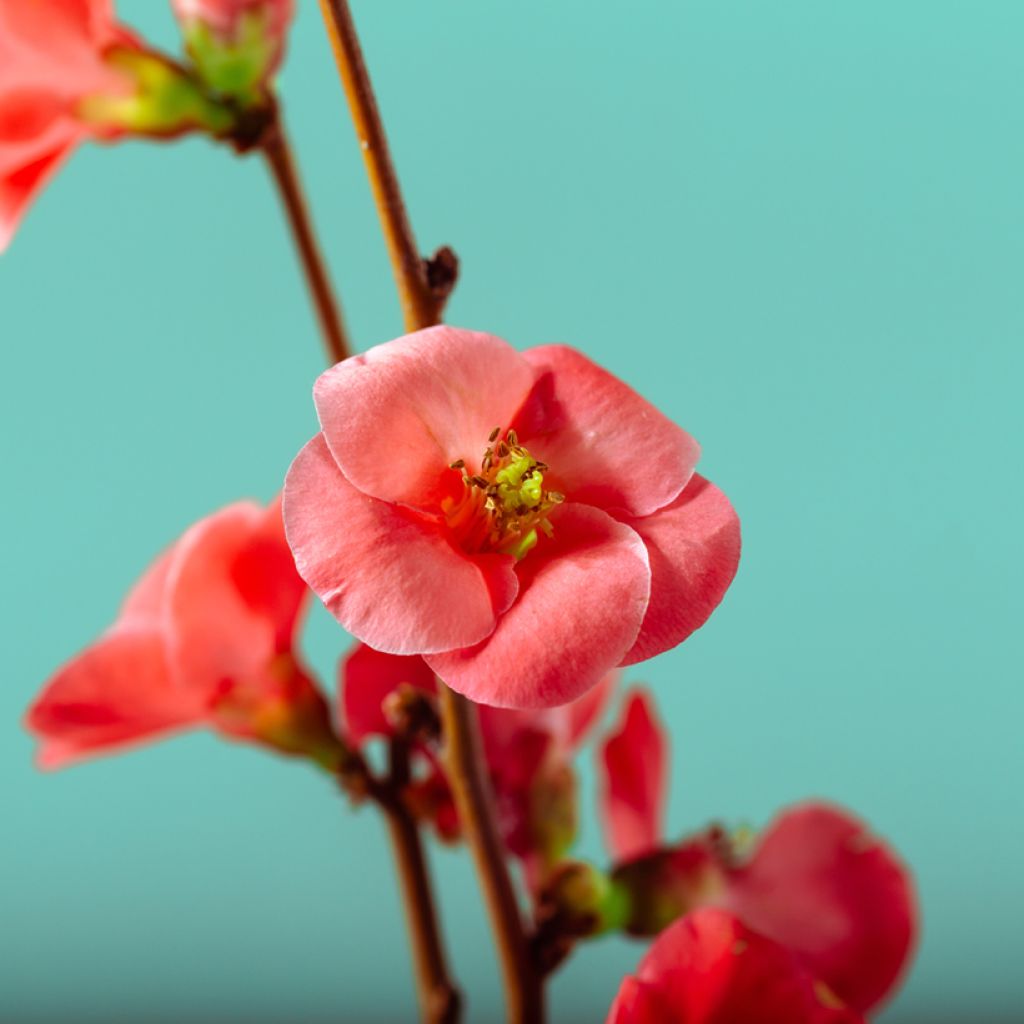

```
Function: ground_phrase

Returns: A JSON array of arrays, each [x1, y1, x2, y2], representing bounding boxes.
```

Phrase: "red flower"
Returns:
[[0, 0, 141, 249], [607, 909, 864, 1024], [26, 500, 342, 770], [718, 804, 917, 1014], [601, 689, 667, 861], [597, 698, 917, 1013], [285, 327, 740, 709], [340, 642, 615, 880]]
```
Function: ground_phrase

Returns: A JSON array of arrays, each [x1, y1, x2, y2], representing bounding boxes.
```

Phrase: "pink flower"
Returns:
[[26, 499, 341, 770], [340, 642, 615, 882], [171, 0, 294, 93], [717, 804, 917, 1014], [285, 327, 741, 709], [607, 909, 864, 1024], [0, 0, 140, 250], [596, 693, 917, 1013], [600, 689, 667, 861]]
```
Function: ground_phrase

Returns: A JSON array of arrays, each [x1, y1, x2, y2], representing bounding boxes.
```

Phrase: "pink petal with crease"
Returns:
[[515, 345, 700, 517], [428, 504, 650, 708], [313, 326, 536, 508], [621, 474, 740, 666], [285, 434, 516, 654]]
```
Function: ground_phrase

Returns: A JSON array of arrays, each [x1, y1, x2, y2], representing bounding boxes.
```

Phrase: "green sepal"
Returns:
[[81, 48, 234, 138], [182, 11, 278, 105]]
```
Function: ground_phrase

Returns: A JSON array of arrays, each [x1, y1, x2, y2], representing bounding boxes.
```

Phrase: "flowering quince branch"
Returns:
[[10, 3, 924, 1022]]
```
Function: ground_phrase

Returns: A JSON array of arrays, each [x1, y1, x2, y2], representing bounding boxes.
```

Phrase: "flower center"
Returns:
[[443, 428, 564, 558]]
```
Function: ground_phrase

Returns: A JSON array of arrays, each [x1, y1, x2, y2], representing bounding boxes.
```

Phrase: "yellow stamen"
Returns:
[[442, 427, 561, 558]]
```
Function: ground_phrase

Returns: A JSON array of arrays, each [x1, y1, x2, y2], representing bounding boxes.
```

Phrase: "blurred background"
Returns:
[[2, 1, 1022, 1020]]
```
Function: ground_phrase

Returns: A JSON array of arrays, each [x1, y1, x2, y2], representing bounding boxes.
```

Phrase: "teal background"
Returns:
[[2, 1, 1021, 1020]]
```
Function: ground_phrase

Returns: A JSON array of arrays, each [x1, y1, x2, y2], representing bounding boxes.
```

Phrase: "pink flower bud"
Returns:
[[171, 0, 294, 95]]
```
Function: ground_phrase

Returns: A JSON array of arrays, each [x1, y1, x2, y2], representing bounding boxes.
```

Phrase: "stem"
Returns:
[[316, 0, 451, 332], [315, 3, 542, 1018], [261, 113, 352, 364], [377, 741, 462, 1024], [438, 687, 545, 1024]]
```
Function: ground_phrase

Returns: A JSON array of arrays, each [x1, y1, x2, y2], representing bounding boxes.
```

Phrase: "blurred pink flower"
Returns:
[[607, 909, 864, 1024], [285, 326, 740, 709], [26, 500, 341, 769], [597, 691, 917, 1013], [0, 0, 140, 250]]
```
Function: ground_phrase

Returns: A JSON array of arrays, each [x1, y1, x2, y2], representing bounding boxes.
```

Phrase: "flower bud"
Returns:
[[210, 654, 352, 772], [172, 0, 294, 101], [80, 48, 234, 138], [610, 840, 726, 937]]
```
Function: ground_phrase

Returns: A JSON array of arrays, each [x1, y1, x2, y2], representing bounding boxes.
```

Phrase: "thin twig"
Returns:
[[375, 741, 462, 1024], [261, 112, 352, 364], [316, 0, 456, 332], [314, 3, 541, 1019], [437, 686, 545, 1024]]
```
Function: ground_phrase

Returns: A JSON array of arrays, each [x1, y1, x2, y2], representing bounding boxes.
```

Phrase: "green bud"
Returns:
[[80, 48, 234, 138], [182, 10, 279, 105]]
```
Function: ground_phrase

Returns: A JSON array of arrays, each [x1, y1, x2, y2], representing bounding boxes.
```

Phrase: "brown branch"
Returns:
[[314, 3, 541, 1019], [316, 0, 457, 332], [437, 686, 545, 1024], [375, 741, 462, 1024], [261, 112, 352, 364]]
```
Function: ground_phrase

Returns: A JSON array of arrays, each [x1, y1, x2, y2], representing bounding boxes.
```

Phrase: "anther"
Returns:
[[506, 429, 518, 445], [449, 459, 465, 469], [549, 492, 565, 504], [489, 426, 501, 442], [496, 441, 510, 458], [471, 475, 489, 489]]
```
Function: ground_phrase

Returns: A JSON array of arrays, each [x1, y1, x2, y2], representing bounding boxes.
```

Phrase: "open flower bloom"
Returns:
[[0, 0, 141, 250], [607, 909, 864, 1024], [26, 500, 343, 770], [596, 695, 916, 1014], [341, 642, 615, 880], [171, 0, 294, 97], [285, 327, 741, 709]]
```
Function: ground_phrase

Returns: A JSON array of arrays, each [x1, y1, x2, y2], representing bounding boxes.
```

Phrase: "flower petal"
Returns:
[[479, 669, 618, 757], [724, 803, 917, 1014], [621, 474, 740, 666], [313, 326, 536, 507], [165, 501, 300, 694], [0, 134, 79, 253], [285, 434, 516, 654], [514, 345, 700, 517], [608, 909, 864, 1024], [427, 504, 650, 708], [340, 643, 436, 745], [600, 689, 667, 861], [118, 546, 175, 625], [24, 627, 202, 769]]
